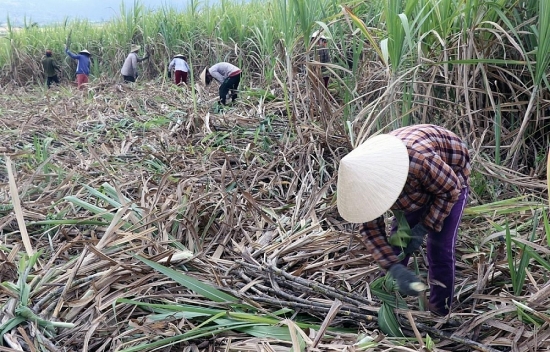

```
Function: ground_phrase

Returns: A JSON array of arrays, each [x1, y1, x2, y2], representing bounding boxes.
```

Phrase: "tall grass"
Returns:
[[507, 0, 550, 159], [336, 0, 549, 174], [1, 0, 548, 187], [1, 1, 549, 195]]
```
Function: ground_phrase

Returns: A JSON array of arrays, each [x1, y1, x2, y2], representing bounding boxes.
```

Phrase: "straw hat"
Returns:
[[337, 134, 409, 223], [311, 30, 326, 40], [130, 44, 141, 52], [174, 54, 185, 59], [199, 67, 208, 85], [78, 49, 91, 56]]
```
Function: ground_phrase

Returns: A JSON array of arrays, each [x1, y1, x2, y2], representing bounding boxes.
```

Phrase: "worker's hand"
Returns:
[[388, 264, 426, 296], [404, 223, 428, 254]]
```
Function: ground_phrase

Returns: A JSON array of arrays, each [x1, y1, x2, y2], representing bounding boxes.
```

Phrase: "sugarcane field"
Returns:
[[1, 0, 550, 351]]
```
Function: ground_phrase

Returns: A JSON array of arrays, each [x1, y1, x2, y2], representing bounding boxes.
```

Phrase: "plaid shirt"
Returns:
[[314, 47, 330, 75], [359, 124, 471, 269]]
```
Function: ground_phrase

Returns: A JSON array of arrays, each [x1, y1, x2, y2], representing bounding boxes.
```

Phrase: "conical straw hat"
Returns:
[[311, 30, 327, 40], [130, 44, 141, 52], [79, 49, 91, 56], [199, 67, 208, 85], [337, 134, 409, 223]]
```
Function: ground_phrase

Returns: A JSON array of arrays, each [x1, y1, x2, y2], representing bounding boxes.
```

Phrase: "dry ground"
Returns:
[[0, 80, 549, 351]]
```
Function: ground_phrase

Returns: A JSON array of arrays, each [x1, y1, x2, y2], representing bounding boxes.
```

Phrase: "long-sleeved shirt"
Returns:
[[359, 124, 471, 269], [65, 49, 91, 75], [319, 47, 330, 75], [168, 58, 190, 73], [312, 45, 330, 75], [318, 47, 330, 64], [121, 52, 148, 77], [208, 62, 241, 84], [42, 57, 59, 77]]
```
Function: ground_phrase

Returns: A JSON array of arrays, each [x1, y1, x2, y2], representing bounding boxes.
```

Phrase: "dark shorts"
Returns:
[[219, 73, 241, 105], [174, 70, 188, 85], [46, 75, 60, 88]]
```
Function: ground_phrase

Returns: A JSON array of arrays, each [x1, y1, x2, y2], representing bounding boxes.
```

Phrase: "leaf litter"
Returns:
[[0, 80, 548, 352]]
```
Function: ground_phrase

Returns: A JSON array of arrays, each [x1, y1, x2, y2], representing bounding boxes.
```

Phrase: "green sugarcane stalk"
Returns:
[[65, 29, 72, 49], [388, 210, 412, 247], [16, 306, 75, 329]]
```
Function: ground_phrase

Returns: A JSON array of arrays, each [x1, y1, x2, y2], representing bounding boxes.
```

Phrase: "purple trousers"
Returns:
[[391, 187, 469, 315]]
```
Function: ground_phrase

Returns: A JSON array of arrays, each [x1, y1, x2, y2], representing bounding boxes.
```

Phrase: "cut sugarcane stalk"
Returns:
[[410, 282, 427, 292]]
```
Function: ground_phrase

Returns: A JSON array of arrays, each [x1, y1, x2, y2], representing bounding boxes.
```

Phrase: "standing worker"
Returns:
[[311, 30, 330, 89], [65, 46, 91, 89], [42, 49, 60, 88], [167, 54, 190, 85], [200, 62, 242, 105], [121, 44, 149, 83], [337, 124, 471, 316]]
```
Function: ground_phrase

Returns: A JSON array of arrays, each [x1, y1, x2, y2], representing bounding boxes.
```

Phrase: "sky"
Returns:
[[0, 0, 193, 26]]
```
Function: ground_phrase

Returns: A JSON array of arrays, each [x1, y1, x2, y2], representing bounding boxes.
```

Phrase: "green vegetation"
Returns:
[[0, 0, 549, 351]]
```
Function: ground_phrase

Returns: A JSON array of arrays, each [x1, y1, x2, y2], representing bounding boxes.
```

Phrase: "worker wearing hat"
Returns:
[[200, 62, 242, 105], [167, 54, 190, 86], [42, 49, 60, 88], [337, 124, 470, 316], [311, 30, 330, 89], [121, 44, 149, 83], [65, 45, 92, 89]]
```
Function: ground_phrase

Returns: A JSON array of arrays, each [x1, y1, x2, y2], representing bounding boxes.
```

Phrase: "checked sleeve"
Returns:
[[360, 216, 400, 270], [417, 152, 460, 232]]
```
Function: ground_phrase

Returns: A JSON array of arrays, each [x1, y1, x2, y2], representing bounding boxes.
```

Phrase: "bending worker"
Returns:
[[168, 54, 190, 85], [200, 62, 242, 105], [337, 124, 471, 316]]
